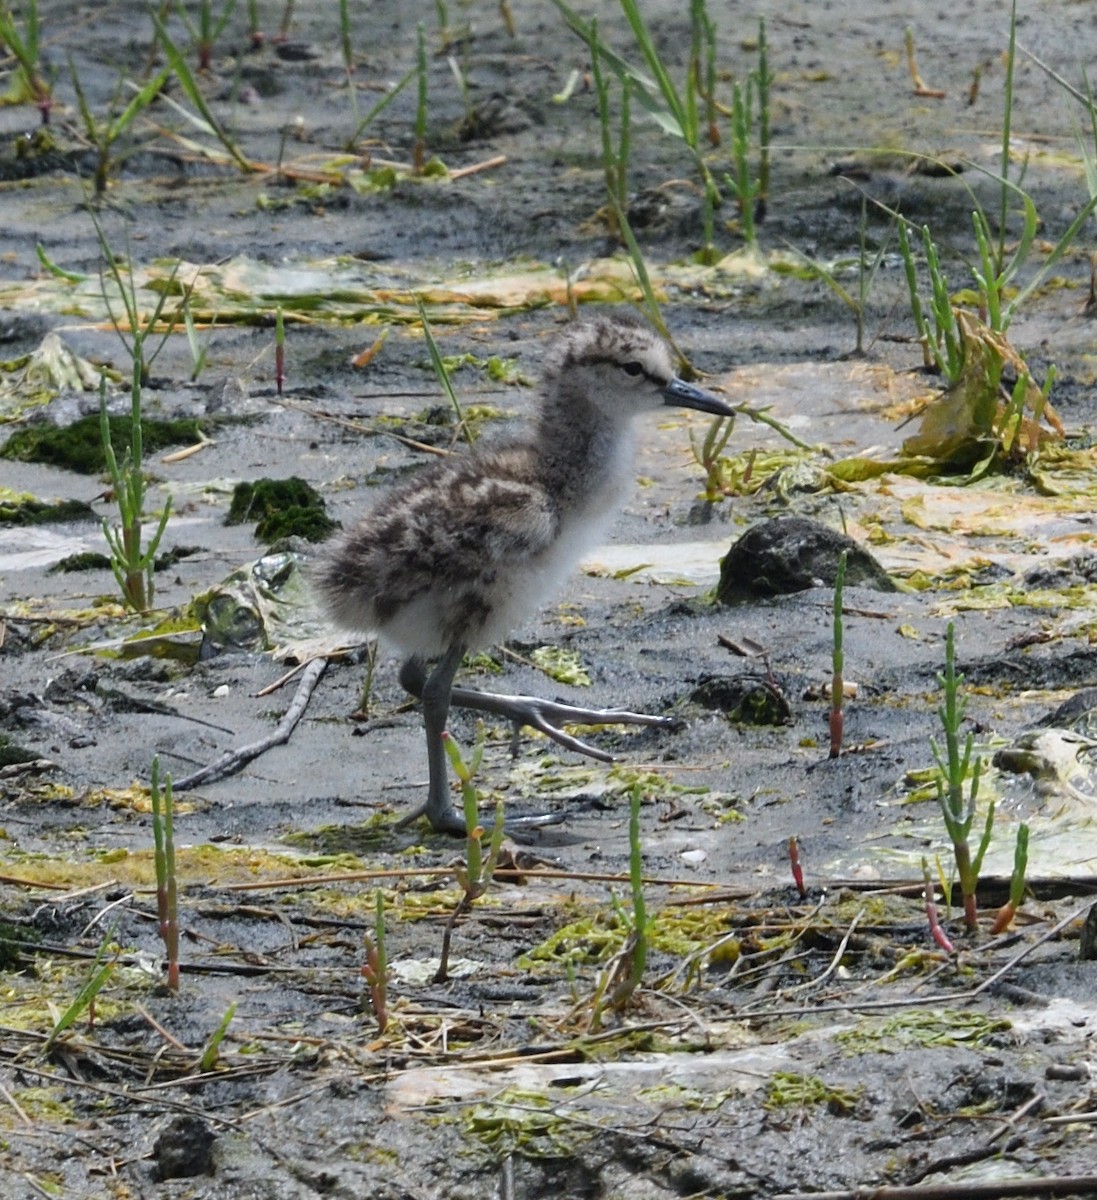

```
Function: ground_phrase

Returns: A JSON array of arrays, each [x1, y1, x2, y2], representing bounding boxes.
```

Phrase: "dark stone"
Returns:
[[716, 516, 896, 604], [154, 1113, 216, 1180]]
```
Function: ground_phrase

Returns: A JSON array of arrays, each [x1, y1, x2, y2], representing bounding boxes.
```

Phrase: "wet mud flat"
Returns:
[[2, 0, 1097, 1196]]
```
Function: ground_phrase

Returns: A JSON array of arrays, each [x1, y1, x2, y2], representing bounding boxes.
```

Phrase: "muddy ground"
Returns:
[[2, 0, 1097, 1197]]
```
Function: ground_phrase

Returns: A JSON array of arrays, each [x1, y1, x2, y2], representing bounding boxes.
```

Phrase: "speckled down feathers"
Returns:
[[317, 313, 679, 658], [320, 445, 561, 656]]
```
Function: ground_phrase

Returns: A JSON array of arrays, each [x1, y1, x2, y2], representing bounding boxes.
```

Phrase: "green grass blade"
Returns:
[[44, 935, 118, 1050], [616, 0, 689, 138], [198, 1002, 236, 1071], [109, 67, 171, 139], [36, 242, 88, 283], [345, 64, 417, 148], [152, 10, 251, 171], [416, 297, 472, 445]]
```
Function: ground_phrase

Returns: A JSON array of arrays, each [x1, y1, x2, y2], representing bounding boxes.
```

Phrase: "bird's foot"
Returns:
[[450, 684, 679, 761], [394, 799, 463, 834], [395, 799, 566, 838]]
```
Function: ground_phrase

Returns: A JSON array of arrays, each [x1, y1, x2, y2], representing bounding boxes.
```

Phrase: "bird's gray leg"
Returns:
[[395, 646, 468, 834], [397, 653, 568, 836]]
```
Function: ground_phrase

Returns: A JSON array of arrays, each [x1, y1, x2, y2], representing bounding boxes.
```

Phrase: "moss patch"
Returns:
[[226, 476, 338, 543], [1, 415, 203, 474], [0, 494, 96, 525], [49, 551, 112, 574]]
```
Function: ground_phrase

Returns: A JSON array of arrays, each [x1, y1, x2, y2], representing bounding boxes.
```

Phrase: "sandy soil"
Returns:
[[2, 1, 1097, 1196]]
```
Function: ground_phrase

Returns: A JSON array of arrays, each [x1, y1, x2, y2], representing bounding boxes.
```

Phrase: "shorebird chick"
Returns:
[[319, 311, 735, 834]]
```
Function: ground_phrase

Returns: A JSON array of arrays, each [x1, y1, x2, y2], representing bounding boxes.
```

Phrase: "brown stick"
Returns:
[[174, 657, 327, 790]]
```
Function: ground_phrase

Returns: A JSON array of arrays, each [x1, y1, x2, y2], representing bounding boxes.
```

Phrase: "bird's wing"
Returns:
[[329, 455, 556, 606]]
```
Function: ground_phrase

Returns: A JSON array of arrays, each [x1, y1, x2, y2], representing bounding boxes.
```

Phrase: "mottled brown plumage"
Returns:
[[319, 311, 734, 834]]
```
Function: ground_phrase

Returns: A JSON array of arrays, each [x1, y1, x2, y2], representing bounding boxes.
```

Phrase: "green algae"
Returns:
[[835, 1008, 1012, 1055], [520, 900, 737, 969], [1, 414, 203, 474], [529, 645, 591, 687], [48, 551, 112, 574], [0, 492, 96, 525], [764, 1071, 862, 1113], [460, 1088, 587, 1159], [226, 476, 337, 543], [281, 813, 393, 857]]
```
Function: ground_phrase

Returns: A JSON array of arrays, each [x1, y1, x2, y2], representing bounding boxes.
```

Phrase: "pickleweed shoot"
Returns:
[[922, 857, 955, 953], [275, 305, 285, 396], [930, 623, 993, 933], [688, 412, 735, 502], [991, 823, 1030, 934], [727, 78, 757, 248], [689, 0, 718, 148], [150, 756, 179, 990], [897, 218, 962, 381], [723, 18, 771, 250], [198, 1002, 236, 1071], [93, 221, 182, 610], [362, 889, 389, 1033], [788, 835, 807, 899], [246, 0, 262, 46], [754, 17, 771, 222], [276, 0, 294, 42], [175, 0, 239, 72], [829, 550, 847, 759], [434, 723, 504, 983]]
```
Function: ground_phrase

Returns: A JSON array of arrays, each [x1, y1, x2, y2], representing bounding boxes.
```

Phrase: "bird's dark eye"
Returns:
[[620, 361, 645, 377]]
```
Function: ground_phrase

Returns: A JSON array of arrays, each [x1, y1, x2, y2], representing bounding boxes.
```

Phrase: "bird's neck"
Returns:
[[535, 392, 634, 510]]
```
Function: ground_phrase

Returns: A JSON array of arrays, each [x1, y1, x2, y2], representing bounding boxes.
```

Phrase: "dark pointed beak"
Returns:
[[663, 376, 736, 417]]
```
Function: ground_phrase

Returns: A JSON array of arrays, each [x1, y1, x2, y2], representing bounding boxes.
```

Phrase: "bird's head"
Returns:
[[543, 311, 734, 420]]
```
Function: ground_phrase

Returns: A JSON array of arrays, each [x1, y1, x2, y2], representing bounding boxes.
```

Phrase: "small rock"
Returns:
[[716, 515, 895, 605], [154, 1113, 216, 1180], [274, 40, 320, 61]]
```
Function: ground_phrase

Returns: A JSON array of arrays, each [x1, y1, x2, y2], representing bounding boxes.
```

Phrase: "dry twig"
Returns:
[[174, 657, 327, 789]]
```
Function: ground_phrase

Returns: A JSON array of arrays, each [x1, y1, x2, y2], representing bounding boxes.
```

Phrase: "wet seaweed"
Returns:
[[225, 475, 337, 543], [0, 415, 203, 475]]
